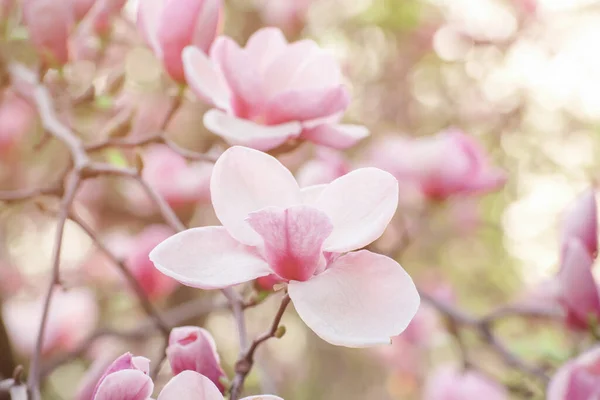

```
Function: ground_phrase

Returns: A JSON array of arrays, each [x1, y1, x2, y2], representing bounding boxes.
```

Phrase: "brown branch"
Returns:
[[229, 294, 291, 400]]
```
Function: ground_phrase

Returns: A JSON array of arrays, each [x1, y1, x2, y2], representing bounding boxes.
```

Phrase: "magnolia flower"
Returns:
[[182, 27, 369, 151], [93, 353, 282, 400], [126, 225, 179, 299], [137, 0, 222, 82], [3, 287, 98, 356], [366, 129, 506, 200], [548, 346, 600, 400], [150, 146, 419, 347], [23, 0, 74, 66], [423, 366, 508, 400], [296, 147, 350, 187], [75, 0, 127, 36], [167, 327, 227, 392], [557, 239, 600, 330], [560, 188, 598, 259]]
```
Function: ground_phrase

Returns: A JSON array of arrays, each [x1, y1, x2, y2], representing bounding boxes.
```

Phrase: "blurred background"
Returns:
[[1, 0, 599, 398]]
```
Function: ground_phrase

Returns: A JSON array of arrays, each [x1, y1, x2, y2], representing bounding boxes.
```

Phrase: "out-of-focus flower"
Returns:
[[182, 27, 368, 151], [423, 366, 508, 400], [126, 225, 178, 299], [560, 188, 598, 259], [548, 346, 600, 400], [0, 0, 14, 23], [557, 239, 600, 330], [157, 370, 283, 400], [139, 145, 213, 208], [254, 0, 313, 33], [92, 352, 153, 400], [296, 147, 350, 187], [150, 146, 419, 347], [23, 0, 74, 66], [3, 287, 98, 356], [75, 0, 127, 36], [167, 326, 227, 392], [137, 0, 222, 82], [0, 91, 35, 157], [366, 129, 506, 200]]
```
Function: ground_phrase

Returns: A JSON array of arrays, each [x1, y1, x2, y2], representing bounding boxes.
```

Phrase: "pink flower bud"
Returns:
[[23, 0, 74, 66], [2, 287, 98, 356], [548, 347, 600, 400], [125, 225, 178, 299], [92, 352, 153, 400], [561, 189, 598, 259], [366, 129, 506, 200], [423, 366, 508, 400], [138, 0, 222, 82], [557, 239, 600, 330], [166, 326, 227, 393], [254, 274, 284, 291]]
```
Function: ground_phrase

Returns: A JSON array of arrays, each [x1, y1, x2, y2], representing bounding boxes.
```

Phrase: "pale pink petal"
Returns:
[[561, 188, 598, 258], [302, 123, 369, 149], [287, 52, 343, 91], [203, 109, 301, 151], [215, 37, 264, 117], [183, 47, 231, 110], [157, 371, 223, 400], [264, 86, 350, 125], [93, 370, 154, 400], [547, 360, 574, 400], [136, 0, 163, 57], [314, 168, 398, 253], [190, 0, 222, 53], [149, 226, 272, 289], [559, 239, 600, 328], [300, 184, 326, 205], [210, 146, 301, 245], [288, 250, 419, 347], [244, 27, 288, 74], [246, 206, 332, 281]]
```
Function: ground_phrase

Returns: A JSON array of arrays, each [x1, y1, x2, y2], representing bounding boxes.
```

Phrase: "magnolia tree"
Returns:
[[0, 0, 596, 399]]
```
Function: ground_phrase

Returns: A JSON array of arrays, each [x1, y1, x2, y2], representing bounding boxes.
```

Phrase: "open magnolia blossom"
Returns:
[[423, 366, 508, 400], [548, 346, 600, 400], [182, 27, 369, 151], [93, 353, 281, 400], [150, 146, 420, 347], [560, 188, 598, 259]]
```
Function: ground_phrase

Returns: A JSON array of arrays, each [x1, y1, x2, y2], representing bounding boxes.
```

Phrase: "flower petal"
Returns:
[[246, 205, 332, 281], [203, 109, 302, 151], [149, 226, 272, 289], [136, 0, 163, 57], [315, 168, 398, 253], [288, 250, 420, 347], [244, 27, 288, 74], [183, 46, 231, 110], [300, 184, 326, 205], [210, 146, 301, 245], [157, 371, 222, 400], [93, 370, 154, 400], [302, 123, 369, 149], [264, 85, 350, 125]]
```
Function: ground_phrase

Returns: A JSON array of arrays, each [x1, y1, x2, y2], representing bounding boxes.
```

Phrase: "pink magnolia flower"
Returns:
[[366, 130, 506, 200], [548, 346, 600, 400], [296, 147, 351, 187], [137, 0, 222, 82], [23, 0, 74, 66], [182, 27, 369, 151], [557, 239, 600, 330], [92, 352, 153, 400], [3, 287, 98, 356], [75, 0, 127, 35], [423, 366, 508, 400], [127, 145, 212, 210], [126, 225, 179, 299], [167, 327, 226, 392], [92, 354, 282, 400], [150, 146, 420, 347], [561, 189, 598, 259]]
